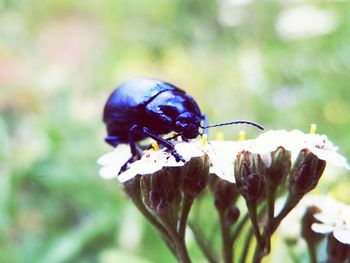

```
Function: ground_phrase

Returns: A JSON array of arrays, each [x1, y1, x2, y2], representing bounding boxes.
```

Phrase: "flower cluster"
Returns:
[[98, 128, 349, 185], [97, 127, 350, 263]]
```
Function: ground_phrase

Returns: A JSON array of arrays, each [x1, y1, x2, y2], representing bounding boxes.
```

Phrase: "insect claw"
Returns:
[[172, 150, 186, 163]]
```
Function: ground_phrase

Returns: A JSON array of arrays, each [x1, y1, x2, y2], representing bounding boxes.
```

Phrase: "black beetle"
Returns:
[[103, 77, 263, 166]]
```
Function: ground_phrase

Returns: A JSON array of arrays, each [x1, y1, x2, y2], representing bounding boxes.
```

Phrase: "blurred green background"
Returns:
[[1, 0, 350, 262]]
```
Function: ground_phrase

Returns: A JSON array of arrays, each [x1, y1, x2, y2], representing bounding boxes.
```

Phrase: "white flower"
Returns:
[[97, 129, 349, 184], [97, 144, 131, 179], [312, 202, 350, 244], [174, 139, 207, 161], [256, 129, 350, 169], [303, 133, 350, 169], [207, 139, 275, 183], [277, 195, 348, 241], [97, 139, 208, 183], [255, 129, 304, 152], [117, 148, 185, 183], [206, 141, 237, 183], [276, 195, 350, 244], [120, 140, 209, 183]]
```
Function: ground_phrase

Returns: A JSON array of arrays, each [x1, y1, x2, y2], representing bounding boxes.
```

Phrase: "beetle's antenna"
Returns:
[[201, 120, 264, 130]]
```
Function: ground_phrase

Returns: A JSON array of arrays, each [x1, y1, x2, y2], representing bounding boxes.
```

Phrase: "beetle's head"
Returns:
[[175, 112, 201, 139]]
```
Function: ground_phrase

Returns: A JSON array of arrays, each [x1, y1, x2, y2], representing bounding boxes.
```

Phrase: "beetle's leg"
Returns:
[[118, 156, 136, 175], [116, 125, 143, 174], [201, 114, 209, 136], [129, 125, 141, 157], [104, 135, 120, 146], [142, 127, 186, 163]]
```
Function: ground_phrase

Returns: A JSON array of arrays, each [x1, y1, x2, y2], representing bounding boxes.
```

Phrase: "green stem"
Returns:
[[267, 185, 276, 226], [253, 193, 304, 262], [219, 211, 233, 263], [188, 222, 219, 263], [306, 241, 317, 263], [129, 193, 177, 256], [178, 194, 194, 241], [231, 203, 267, 245], [247, 201, 264, 250], [160, 213, 192, 263], [270, 193, 303, 233], [239, 228, 254, 263], [263, 184, 276, 257], [231, 213, 250, 244]]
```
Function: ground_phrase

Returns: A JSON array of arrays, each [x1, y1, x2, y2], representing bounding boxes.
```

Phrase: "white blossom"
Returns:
[[312, 202, 350, 244], [256, 129, 350, 169], [97, 129, 349, 184], [97, 139, 208, 183], [207, 139, 275, 183], [277, 195, 348, 242], [97, 144, 131, 179], [117, 148, 185, 183]]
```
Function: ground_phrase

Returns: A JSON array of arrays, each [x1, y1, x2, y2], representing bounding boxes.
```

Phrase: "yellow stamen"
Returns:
[[239, 131, 246, 141], [309, 124, 317, 134], [202, 134, 208, 146], [151, 141, 160, 151], [215, 131, 224, 141]]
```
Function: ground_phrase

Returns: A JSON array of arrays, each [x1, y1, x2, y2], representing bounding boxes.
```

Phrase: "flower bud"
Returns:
[[123, 174, 142, 198], [289, 149, 326, 195], [235, 150, 267, 177], [235, 151, 266, 202], [226, 206, 240, 225], [268, 147, 291, 186], [327, 233, 350, 262], [140, 167, 181, 215], [236, 172, 266, 202], [213, 178, 240, 212], [181, 154, 210, 198]]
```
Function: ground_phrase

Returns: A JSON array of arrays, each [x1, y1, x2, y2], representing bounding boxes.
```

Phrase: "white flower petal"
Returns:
[[256, 129, 304, 152], [175, 142, 204, 161], [334, 228, 350, 245], [311, 223, 334, 234], [97, 144, 131, 166], [116, 146, 189, 183], [99, 165, 119, 179], [97, 144, 131, 180], [314, 212, 338, 225], [118, 167, 139, 183], [260, 152, 272, 168], [163, 157, 187, 168], [310, 148, 350, 169], [210, 166, 235, 183], [207, 141, 238, 182], [117, 158, 163, 183]]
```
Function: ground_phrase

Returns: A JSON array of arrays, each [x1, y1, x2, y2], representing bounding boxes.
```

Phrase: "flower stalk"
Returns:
[[178, 194, 194, 241]]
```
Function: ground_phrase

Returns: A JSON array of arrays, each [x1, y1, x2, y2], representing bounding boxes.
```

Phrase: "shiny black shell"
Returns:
[[103, 78, 202, 145]]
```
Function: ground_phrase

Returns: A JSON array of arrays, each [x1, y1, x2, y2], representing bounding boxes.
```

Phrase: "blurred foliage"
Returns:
[[0, 0, 349, 262]]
